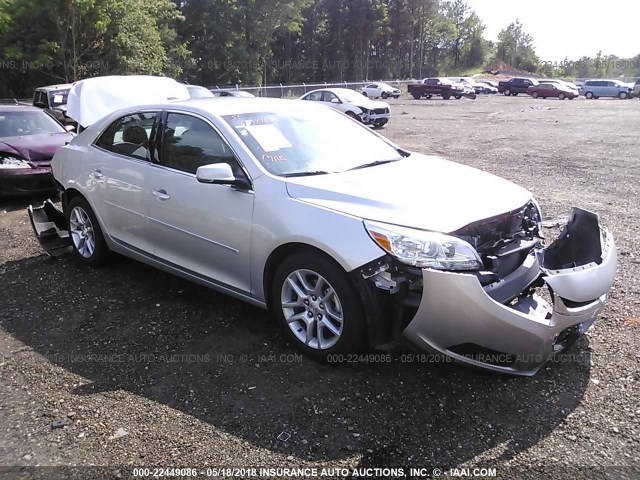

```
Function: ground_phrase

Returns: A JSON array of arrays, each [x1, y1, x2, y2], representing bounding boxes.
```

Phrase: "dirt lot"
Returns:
[[1, 95, 639, 479]]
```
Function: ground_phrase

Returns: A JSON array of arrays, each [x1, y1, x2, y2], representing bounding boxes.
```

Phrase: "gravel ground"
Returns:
[[1, 95, 639, 480]]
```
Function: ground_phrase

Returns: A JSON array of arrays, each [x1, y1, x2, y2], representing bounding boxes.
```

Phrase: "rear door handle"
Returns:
[[152, 189, 171, 201], [90, 169, 104, 179]]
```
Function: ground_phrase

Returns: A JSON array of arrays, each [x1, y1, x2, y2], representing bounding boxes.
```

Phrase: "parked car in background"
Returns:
[[360, 83, 401, 99], [210, 89, 256, 98], [449, 77, 496, 94], [498, 78, 539, 96], [187, 85, 215, 98], [0, 105, 74, 196], [539, 79, 580, 91], [407, 78, 475, 100], [634, 79, 640, 100], [478, 79, 499, 90], [29, 96, 617, 376], [33, 84, 74, 125], [528, 83, 579, 100], [300, 88, 391, 128], [579, 80, 633, 99]]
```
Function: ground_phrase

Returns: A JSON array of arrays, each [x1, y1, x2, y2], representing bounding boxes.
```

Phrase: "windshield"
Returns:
[[0, 111, 66, 137], [223, 108, 402, 176]]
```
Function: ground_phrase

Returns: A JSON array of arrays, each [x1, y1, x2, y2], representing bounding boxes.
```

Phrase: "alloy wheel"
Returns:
[[69, 206, 96, 258], [280, 269, 344, 350]]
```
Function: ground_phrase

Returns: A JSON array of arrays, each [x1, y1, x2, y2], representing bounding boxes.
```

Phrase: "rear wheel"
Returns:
[[67, 196, 109, 266], [585, 91, 594, 99], [272, 253, 366, 361]]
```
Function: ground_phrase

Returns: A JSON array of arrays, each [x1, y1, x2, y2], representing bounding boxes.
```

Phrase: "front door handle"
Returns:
[[90, 169, 104, 179], [152, 189, 171, 201]]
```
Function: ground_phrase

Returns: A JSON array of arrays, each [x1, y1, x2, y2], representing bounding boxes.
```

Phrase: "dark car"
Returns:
[[210, 89, 256, 98], [33, 84, 74, 125], [0, 106, 74, 196], [498, 77, 539, 96], [527, 82, 579, 100]]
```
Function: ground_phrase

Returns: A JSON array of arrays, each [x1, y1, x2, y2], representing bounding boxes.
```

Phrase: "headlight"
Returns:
[[364, 220, 483, 271], [0, 156, 31, 169]]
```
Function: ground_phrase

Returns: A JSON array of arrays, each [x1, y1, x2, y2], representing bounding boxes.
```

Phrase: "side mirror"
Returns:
[[330, 98, 340, 104], [64, 125, 76, 132], [196, 163, 236, 184]]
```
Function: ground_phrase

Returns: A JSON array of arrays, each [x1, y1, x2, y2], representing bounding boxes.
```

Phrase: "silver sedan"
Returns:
[[30, 97, 617, 376]]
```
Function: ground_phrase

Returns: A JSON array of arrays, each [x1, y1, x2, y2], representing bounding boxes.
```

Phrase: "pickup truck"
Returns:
[[33, 84, 74, 125], [498, 77, 539, 96], [407, 78, 476, 100]]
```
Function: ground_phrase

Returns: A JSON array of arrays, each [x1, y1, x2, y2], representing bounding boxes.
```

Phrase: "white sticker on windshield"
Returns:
[[246, 124, 292, 152]]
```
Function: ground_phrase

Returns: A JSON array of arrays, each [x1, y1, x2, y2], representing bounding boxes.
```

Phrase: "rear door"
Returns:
[[145, 111, 254, 292], [90, 111, 159, 252]]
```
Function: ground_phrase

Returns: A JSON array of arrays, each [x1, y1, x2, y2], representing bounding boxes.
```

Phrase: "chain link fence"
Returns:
[[209, 80, 415, 98]]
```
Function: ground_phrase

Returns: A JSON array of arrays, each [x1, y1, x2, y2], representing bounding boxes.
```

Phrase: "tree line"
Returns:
[[0, 0, 639, 97]]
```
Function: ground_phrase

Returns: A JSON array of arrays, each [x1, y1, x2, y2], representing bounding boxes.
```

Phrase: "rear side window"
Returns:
[[95, 112, 158, 160]]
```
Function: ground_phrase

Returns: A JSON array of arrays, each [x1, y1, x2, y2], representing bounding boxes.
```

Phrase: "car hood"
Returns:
[[347, 97, 390, 110], [285, 154, 532, 233], [0, 132, 74, 164]]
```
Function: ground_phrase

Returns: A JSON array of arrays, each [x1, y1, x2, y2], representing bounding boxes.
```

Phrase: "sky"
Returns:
[[463, 0, 640, 61]]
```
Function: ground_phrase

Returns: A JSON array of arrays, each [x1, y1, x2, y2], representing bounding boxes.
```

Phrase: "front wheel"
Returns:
[[558, 93, 566, 100], [585, 91, 594, 99], [504, 89, 511, 96], [67, 196, 109, 266], [361, 91, 368, 97], [619, 91, 628, 99], [532, 91, 539, 98], [272, 253, 366, 361], [381, 92, 388, 99]]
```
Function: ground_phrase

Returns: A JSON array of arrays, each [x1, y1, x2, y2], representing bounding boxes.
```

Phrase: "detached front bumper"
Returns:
[[402, 208, 617, 376]]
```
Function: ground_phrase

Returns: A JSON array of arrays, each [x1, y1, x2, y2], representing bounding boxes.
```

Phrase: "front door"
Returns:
[[145, 111, 254, 293]]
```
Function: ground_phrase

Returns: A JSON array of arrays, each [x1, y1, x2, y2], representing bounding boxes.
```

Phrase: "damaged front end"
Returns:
[[357, 204, 617, 376]]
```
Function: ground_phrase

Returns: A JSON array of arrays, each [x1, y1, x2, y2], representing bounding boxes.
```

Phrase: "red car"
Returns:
[[0, 105, 75, 196], [527, 83, 579, 100]]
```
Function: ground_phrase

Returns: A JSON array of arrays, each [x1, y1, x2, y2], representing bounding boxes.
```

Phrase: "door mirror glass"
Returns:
[[196, 163, 236, 184]]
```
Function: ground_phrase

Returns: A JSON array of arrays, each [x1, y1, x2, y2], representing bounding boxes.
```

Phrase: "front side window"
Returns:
[[161, 113, 238, 175], [304, 91, 324, 102], [223, 107, 402, 177], [95, 112, 158, 160]]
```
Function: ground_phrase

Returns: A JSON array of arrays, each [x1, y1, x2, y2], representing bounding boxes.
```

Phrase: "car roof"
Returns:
[[305, 88, 356, 94], [0, 105, 44, 113]]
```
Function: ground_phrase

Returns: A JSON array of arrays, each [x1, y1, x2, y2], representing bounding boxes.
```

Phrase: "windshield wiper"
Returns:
[[283, 170, 332, 178], [347, 158, 402, 171]]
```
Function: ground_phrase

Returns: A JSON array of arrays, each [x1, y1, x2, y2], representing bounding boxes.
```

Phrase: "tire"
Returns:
[[373, 120, 388, 128], [585, 92, 594, 99], [558, 93, 565, 100], [271, 252, 366, 361], [381, 92, 388, 99], [513, 92, 519, 96], [532, 91, 539, 99], [454, 95, 462, 100], [67, 196, 109, 266], [426, 95, 433, 99], [619, 91, 628, 99], [442, 94, 451, 100], [362, 91, 368, 97], [504, 89, 511, 96]]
